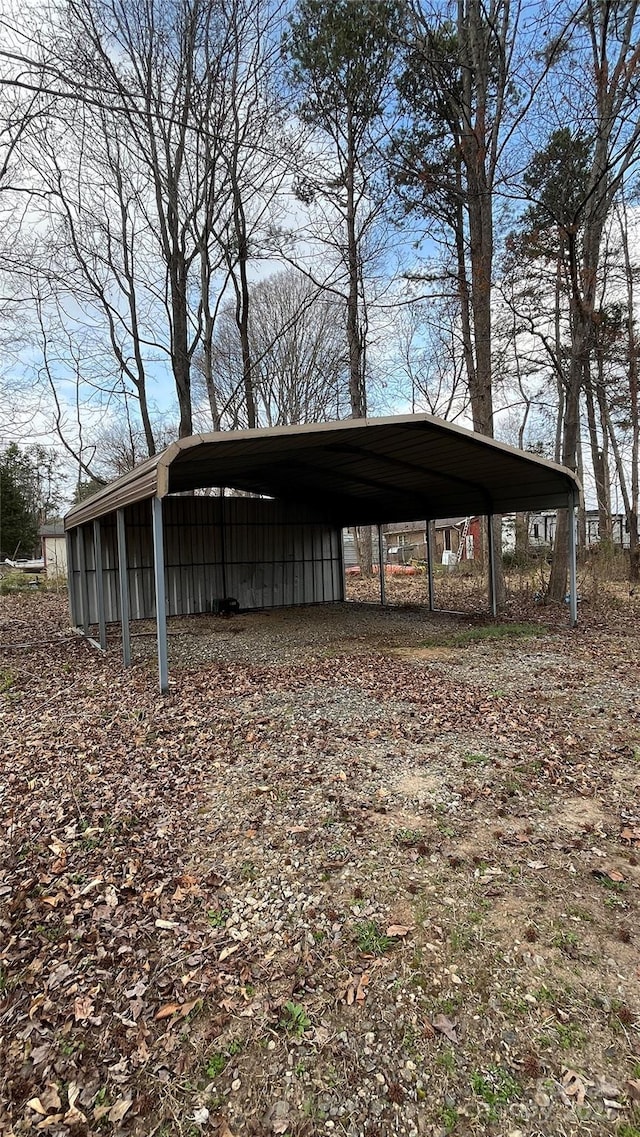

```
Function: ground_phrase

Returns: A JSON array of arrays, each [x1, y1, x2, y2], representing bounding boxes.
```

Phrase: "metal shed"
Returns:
[[64, 414, 582, 691]]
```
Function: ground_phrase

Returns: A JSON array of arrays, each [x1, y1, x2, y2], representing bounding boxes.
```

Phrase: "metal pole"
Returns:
[[65, 530, 78, 626], [339, 528, 347, 601], [152, 496, 169, 693], [93, 519, 107, 651], [116, 508, 131, 668], [426, 520, 435, 612], [568, 491, 578, 627], [377, 524, 386, 606], [76, 526, 90, 636], [487, 513, 497, 618]]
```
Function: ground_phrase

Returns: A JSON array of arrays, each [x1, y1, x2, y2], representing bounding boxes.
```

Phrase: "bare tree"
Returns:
[[3, 0, 290, 448], [389, 296, 470, 420], [195, 268, 349, 429]]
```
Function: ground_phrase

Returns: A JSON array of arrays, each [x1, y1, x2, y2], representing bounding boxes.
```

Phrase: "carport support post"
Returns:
[[377, 524, 386, 606], [66, 529, 78, 626], [152, 496, 169, 693], [568, 491, 578, 627], [426, 520, 435, 612], [93, 519, 107, 650], [76, 526, 90, 636], [116, 508, 131, 667], [487, 513, 497, 618]]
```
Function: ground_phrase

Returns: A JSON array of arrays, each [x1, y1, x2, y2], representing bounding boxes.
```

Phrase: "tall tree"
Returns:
[[284, 0, 401, 420], [532, 2, 640, 599], [393, 0, 542, 605], [285, 0, 401, 579], [0, 443, 62, 559]]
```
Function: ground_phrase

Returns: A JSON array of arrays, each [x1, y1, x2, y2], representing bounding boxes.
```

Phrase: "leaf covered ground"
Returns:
[[1, 588, 639, 1137]]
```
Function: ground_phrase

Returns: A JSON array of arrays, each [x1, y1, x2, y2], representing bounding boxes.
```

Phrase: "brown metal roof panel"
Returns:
[[62, 414, 582, 530], [64, 455, 160, 529]]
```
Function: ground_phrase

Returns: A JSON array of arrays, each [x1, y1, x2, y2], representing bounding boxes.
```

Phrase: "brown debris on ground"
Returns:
[[1, 587, 639, 1137]]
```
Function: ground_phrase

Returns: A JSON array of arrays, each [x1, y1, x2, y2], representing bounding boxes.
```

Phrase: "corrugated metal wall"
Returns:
[[69, 496, 345, 624]]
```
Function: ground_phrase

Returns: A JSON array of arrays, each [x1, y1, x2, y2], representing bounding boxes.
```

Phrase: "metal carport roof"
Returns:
[[64, 413, 581, 530]]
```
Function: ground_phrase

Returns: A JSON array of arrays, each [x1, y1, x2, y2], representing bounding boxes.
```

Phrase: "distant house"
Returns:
[[384, 520, 427, 563], [503, 509, 630, 553], [344, 509, 630, 573], [383, 517, 482, 564], [39, 522, 67, 578], [585, 511, 630, 549], [502, 511, 556, 552]]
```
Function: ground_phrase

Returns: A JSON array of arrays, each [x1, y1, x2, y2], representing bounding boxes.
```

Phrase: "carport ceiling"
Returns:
[[64, 414, 581, 529]]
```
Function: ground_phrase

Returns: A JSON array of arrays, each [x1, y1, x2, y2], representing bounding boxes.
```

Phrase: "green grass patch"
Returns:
[[0, 668, 16, 693], [354, 920, 393, 955], [462, 751, 491, 767], [421, 622, 546, 649], [471, 1067, 521, 1118], [281, 1001, 311, 1037]]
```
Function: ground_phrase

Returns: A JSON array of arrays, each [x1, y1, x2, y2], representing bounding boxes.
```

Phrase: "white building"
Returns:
[[39, 523, 68, 578]]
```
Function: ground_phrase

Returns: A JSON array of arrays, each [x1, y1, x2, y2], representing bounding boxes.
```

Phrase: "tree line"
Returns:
[[0, 0, 639, 591]]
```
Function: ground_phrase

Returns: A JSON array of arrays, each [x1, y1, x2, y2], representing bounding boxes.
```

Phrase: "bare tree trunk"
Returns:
[[584, 367, 611, 541], [619, 200, 640, 582], [345, 109, 366, 420]]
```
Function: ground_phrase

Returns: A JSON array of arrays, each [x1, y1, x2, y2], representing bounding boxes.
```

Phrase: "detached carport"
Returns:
[[64, 414, 582, 692]]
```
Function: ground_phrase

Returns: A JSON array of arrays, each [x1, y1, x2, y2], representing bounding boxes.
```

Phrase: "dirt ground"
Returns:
[[1, 583, 639, 1137]]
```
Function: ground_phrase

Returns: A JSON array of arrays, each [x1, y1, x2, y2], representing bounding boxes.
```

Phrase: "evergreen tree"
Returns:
[[0, 445, 41, 559]]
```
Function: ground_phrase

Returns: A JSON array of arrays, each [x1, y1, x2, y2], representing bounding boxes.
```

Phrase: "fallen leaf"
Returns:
[[626, 1079, 640, 1102], [107, 1097, 133, 1123], [356, 972, 369, 1003], [27, 1098, 47, 1117], [35, 1113, 64, 1129], [343, 973, 369, 1005], [40, 1084, 62, 1112], [179, 999, 200, 1018], [386, 924, 412, 937], [219, 944, 240, 962], [155, 1002, 180, 1020], [67, 1083, 80, 1110], [74, 995, 95, 1021], [562, 1068, 586, 1107], [620, 827, 640, 843], [592, 868, 626, 883], [432, 1013, 458, 1044], [64, 1105, 88, 1125]]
